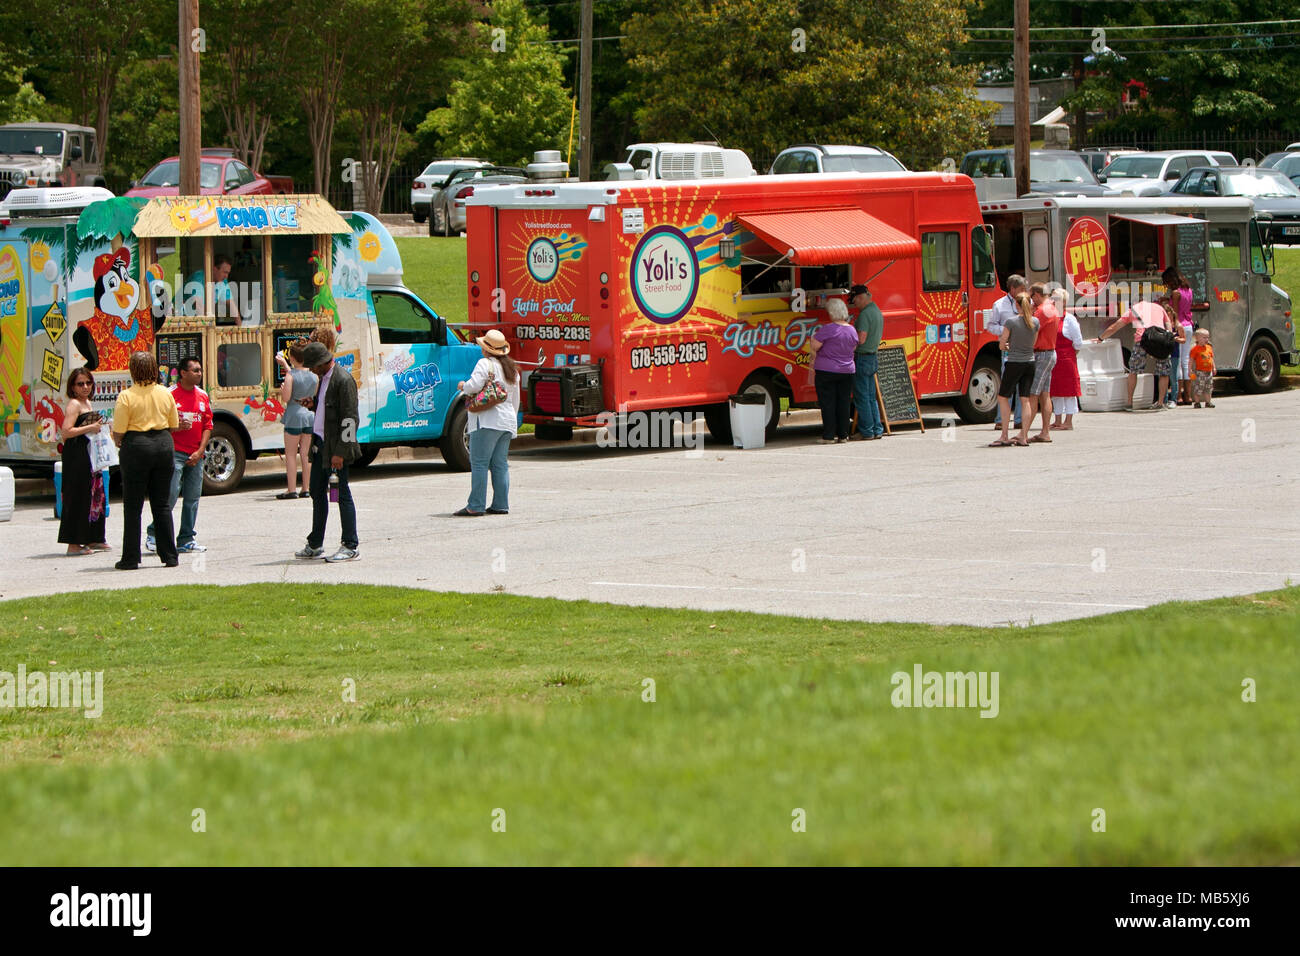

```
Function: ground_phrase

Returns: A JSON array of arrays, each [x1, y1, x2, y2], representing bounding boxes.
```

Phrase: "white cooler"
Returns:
[[0, 466, 13, 522], [1078, 339, 1127, 412]]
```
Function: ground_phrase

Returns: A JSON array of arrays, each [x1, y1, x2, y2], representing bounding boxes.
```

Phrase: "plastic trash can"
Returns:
[[729, 393, 767, 449]]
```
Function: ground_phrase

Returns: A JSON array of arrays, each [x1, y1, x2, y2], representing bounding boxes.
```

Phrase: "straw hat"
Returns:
[[477, 329, 510, 355]]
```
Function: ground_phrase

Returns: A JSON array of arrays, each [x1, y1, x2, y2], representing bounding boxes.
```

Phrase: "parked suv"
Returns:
[[1100, 150, 1236, 196], [959, 149, 1106, 197], [410, 157, 490, 224], [769, 144, 905, 175], [0, 122, 105, 201]]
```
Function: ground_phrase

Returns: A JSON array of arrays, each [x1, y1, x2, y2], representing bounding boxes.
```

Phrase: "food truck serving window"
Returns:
[[271, 235, 315, 313], [921, 232, 961, 291], [1208, 226, 1242, 270], [798, 264, 849, 295], [212, 236, 264, 325], [217, 343, 261, 389]]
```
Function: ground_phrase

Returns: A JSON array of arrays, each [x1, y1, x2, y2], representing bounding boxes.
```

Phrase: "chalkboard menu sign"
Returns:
[[273, 328, 316, 384], [873, 345, 925, 434], [1175, 223, 1208, 304], [156, 333, 203, 386]]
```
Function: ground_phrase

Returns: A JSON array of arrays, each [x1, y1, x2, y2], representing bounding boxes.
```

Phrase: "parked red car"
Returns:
[[125, 151, 292, 197]]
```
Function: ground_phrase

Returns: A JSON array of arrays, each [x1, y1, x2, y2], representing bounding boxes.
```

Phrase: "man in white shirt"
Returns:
[[985, 274, 1026, 428]]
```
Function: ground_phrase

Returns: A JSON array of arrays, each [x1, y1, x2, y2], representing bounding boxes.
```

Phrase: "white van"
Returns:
[[602, 143, 755, 182]]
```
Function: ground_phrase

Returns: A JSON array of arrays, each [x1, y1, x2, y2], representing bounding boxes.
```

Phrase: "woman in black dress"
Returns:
[[57, 367, 110, 555]]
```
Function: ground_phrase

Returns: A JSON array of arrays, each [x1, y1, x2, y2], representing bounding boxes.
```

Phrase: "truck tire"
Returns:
[[352, 444, 381, 468], [203, 422, 246, 494], [534, 422, 573, 441], [703, 403, 732, 443], [435, 204, 450, 237], [954, 350, 1000, 424], [440, 403, 471, 470], [1237, 336, 1280, 393], [413, 208, 427, 225]]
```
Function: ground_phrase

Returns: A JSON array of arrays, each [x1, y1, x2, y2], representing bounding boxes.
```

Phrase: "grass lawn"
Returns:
[[1, 585, 1296, 865], [395, 236, 468, 325]]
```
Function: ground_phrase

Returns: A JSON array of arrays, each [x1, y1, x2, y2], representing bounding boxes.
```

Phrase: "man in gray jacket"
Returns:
[[295, 341, 362, 562]]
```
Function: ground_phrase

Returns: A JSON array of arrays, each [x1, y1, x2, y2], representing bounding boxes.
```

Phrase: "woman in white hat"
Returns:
[[455, 329, 521, 516]]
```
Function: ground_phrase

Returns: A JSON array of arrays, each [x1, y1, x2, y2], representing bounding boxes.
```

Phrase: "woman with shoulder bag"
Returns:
[[454, 329, 520, 516], [57, 367, 111, 555]]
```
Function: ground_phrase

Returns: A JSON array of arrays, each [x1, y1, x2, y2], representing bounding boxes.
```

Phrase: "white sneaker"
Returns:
[[325, 547, 359, 563], [144, 536, 156, 553]]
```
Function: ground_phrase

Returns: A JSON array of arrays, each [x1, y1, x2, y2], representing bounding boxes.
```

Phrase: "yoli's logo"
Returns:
[[1064, 216, 1110, 295], [630, 226, 698, 325], [526, 238, 560, 283]]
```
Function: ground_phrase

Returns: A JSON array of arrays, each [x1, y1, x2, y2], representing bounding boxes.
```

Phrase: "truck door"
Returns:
[[1206, 222, 1250, 369], [916, 227, 968, 394], [370, 289, 454, 440]]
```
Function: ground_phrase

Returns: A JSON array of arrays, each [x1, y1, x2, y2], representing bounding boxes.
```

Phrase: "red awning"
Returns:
[[735, 208, 922, 265]]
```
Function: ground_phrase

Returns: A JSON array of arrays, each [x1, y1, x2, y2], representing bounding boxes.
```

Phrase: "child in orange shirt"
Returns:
[[1188, 328, 1216, 408]]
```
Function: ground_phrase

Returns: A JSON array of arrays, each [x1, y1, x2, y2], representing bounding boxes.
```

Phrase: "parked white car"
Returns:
[[1101, 150, 1237, 196], [769, 144, 905, 174], [410, 157, 489, 223], [602, 143, 755, 181]]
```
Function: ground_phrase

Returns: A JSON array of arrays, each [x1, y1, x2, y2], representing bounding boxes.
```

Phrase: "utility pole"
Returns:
[[1013, 0, 1030, 197], [579, 0, 593, 181], [179, 0, 202, 195]]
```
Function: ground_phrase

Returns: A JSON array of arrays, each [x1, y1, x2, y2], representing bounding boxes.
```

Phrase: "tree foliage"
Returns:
[[421, 0, 574, 168], [623, 0, 995, 169]]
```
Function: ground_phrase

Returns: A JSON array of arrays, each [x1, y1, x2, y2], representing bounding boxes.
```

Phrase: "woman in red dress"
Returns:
[[1049, 289, 1083, 430]]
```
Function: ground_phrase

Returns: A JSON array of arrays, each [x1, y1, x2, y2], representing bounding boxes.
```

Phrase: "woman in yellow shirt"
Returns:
[[111, 350, 187, 569]]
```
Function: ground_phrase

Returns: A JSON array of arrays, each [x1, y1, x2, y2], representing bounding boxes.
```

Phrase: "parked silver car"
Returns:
[[769, 143, 905, 174], [410, 157, 489, 224], [429, 166, 526, 236]]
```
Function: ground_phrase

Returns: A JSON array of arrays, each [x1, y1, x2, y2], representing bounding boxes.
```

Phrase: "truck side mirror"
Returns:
[[70, 145, 82, 161], [433, 315, 447, 344], [1164, 169, 1181, 180]]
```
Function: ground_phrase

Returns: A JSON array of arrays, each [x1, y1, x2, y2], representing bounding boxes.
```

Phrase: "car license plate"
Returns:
[[1284, 226, 1300, 236]]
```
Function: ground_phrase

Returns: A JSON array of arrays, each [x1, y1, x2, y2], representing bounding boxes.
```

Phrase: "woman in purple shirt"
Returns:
[[810, 298, 862, 443]]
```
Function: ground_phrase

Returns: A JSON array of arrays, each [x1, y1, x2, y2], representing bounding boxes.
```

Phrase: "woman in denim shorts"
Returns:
[[275, 340, 319, 499]]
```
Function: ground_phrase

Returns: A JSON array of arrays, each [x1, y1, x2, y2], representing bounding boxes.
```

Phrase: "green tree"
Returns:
[[421, 0, 574, 167], [623, 0, 995, 170], [109, 57, 180, 186]]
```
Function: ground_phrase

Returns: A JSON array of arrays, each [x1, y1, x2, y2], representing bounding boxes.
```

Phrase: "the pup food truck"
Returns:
[[979, 195, 1295, 391], [463, 172, 1008, 436], [0, 188, 480, 492]]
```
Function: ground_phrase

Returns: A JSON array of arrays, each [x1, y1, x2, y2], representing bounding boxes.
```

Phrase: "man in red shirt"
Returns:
[[146, 357, 213, 554]]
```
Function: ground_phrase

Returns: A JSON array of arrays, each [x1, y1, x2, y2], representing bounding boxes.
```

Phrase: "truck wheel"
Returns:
[[1237, 336, 1280, 393], [203, 422, 246, 494], [703, 403, 733, 443], [352, 444, 380, 468], [534, 423, 573, 441], [440, 403, 471, 470], [413, 208, 427, 224], [740, 373, 781, 439], [954, 351, 1000, 424]]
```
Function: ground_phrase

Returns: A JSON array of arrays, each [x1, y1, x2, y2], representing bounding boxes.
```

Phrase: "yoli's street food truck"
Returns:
[[0, 188, 479, 491], [979, 195, 1295, 391], [464, 172, 1008, 435]]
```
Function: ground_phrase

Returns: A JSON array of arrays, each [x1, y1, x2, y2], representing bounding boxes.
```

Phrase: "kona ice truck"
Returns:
[[0, 188, 481, 492], [463, 172, 1008, 437], [979, 195, 1295, 391]]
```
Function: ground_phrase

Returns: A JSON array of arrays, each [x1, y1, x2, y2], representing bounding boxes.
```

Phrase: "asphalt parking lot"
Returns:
[[5, 390, 1298, 626]]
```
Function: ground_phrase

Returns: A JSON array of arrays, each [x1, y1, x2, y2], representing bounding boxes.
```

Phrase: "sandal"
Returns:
[[988, 439, 1013, 447], [1011, 438, 1029, 447], [88, 543, 111, 551], [276, 491, 298, 499], [1029, 435, 1052, 443], [64, 545, 93, 557], [453, 507, 485, 517], [299, 490, 310, 499]]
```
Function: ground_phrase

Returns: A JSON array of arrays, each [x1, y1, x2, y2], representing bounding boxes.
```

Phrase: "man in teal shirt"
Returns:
[[849, 284, 885, 440]]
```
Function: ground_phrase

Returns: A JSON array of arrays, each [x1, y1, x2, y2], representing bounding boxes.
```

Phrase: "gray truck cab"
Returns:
[[0, 123, 104, 201], [979, 195, 1294, 391]]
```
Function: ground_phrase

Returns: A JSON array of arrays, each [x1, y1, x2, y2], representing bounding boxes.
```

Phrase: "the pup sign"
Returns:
[[1064, 216, 1110, 295]]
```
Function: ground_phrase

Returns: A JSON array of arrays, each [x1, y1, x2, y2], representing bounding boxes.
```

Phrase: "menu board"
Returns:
[[873, 345, 925, 434], [1175, 223, 1208, 304], [273, 328, 316, 384], [156, 333, 203, 386]]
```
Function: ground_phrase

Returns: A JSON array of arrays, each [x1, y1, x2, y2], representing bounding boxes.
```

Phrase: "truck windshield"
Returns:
[[0, 128, 64, 156], [1030, 154, 1096, 184]]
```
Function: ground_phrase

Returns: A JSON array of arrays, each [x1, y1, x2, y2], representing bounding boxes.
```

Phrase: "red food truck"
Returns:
[[463, 172, 1007, 439]]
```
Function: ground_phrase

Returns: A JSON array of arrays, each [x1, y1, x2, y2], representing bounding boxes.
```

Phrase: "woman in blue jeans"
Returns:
[[455, 329, 520, 516]]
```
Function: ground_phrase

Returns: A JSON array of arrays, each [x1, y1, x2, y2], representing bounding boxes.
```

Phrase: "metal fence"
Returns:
[[326, 160, 424, 214], [1088, 130, 1300, 164]]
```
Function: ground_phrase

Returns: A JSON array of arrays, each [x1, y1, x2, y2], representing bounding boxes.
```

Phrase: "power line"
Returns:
[[968, 19, 1300, 33]]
